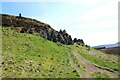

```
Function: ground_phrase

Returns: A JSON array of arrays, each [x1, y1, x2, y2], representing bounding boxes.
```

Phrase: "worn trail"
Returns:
[[72, 50, 118, 78], [67, 52, 91, 78]]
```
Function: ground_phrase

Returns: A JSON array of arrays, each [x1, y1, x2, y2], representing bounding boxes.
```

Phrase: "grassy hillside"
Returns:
[[1, 27, 80, 78], [1, 27, 119, 78], [1, 14, 74, 45]]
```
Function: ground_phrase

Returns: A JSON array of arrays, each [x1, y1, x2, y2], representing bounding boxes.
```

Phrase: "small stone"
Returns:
[[51, 58, 53, 60], [73, 70, 76, 73], [38, 55, 40, 57], [1, 62, 4, 64], [4, 68, 8, 71]]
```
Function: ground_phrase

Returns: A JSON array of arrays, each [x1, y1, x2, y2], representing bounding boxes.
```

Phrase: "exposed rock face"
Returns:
[[1, 14, 84, 45], [73, 38, 84, 44]]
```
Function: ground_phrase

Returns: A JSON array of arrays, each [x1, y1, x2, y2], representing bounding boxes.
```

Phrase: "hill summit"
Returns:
[[1, 14, 84, 45]]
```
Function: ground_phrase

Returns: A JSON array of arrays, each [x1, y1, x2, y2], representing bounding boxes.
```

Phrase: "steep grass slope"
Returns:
[[1, 14, 73, 45], [1, 27, 119, 78], [1, 27, 79, 78]]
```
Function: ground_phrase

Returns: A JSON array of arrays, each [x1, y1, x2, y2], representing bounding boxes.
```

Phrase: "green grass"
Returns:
[[1, 27, 119, 78], [2, 27, 79, 78], [74, 45, 119, 72], [69, 50, 86, 72], [92, 72, 109, 78]]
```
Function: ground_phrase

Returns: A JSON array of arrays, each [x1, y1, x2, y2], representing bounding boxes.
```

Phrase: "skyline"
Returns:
[[1, 0, 119, 46]]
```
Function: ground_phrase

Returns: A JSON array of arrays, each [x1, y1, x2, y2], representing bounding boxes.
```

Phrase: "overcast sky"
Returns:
[[1, 0, 119, 46]]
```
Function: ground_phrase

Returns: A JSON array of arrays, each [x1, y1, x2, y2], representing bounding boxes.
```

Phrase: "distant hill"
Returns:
[[93, 42, 120, 49], [100, 46, 120, 55], [92, 42, 120, 55]]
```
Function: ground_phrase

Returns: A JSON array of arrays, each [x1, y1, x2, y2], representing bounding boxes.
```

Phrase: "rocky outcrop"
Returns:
[[73, 38, 84, 44], [1, 14, 84, 45]]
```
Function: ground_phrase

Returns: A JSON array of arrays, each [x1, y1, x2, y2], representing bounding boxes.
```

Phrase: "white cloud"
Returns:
[[79, 0, 118, 23], [76, 18, 117, 32], [69, 26, 118, 46], [69, 0, 119, 46], [83, 30, 118, 46]]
